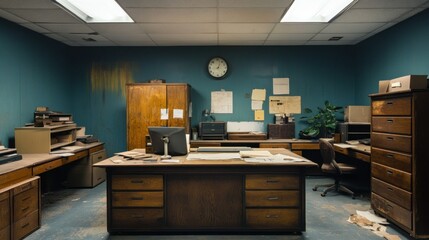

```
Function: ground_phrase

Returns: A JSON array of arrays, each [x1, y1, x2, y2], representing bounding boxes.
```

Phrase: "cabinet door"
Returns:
[[167, 85, 190, 133], [127, 84, 167, 150]]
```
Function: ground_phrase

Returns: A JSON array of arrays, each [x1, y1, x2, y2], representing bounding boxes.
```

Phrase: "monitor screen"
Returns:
[[148, 127, 188, 156]]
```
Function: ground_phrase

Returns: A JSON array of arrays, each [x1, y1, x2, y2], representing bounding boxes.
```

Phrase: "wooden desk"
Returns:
[[333, 143, 371, 163], [95, 148, 317, 234]]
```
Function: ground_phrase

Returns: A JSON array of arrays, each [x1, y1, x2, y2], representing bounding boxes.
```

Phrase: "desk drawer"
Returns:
[[111, 208, 164, 228], [246, 208, 300, 229], [372, 193, 411, 230], [33, 159, 63, 175], [246, 174, 299, 190], [112, 191, 163, 207], [0, 191, 10, 230], [372, 163, 411, 191], [371, 147, 411, 173], [14, 187, 38, 220], [371, 132, 411, 154], [112, 175, 163, 190], [0, 227, 10, 240], [259, 143, 290, 149], [13, 210, 39, 240], [372, 178, 411, 210], [246, 190, 299, 207], [63, 150, 88, 164], [372, 97, 411, 116], [372, 117, 411, 135]]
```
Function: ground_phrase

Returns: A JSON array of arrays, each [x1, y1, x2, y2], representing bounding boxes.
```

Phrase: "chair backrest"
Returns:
[[319, 139, 341, 173]]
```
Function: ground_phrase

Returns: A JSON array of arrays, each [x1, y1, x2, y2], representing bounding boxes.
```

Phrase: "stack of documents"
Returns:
[[239, 150, 272, 158], [242, 153, 307, 163], [115, 151, 153, 160], [186, 153, 242, 160]]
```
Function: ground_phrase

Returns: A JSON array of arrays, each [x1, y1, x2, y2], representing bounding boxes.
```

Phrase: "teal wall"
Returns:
[[355, 9, 429, 104], [0, 18, 72, 147], [71, 46, 356, 155]]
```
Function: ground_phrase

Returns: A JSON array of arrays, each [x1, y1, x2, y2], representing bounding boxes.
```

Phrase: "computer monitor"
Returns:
[[148, 127, 188, 159]]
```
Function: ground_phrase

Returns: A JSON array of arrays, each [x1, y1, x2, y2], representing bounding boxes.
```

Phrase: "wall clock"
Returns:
[[208, 57, 228, 79]]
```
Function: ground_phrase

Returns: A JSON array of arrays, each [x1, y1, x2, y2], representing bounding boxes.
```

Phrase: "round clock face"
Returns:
[[208, 57, 228, 79]]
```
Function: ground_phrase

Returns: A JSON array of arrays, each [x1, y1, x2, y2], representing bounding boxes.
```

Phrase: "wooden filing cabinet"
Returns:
[[0, 176, 40, 240], [245, 174, 301, 229], [110, 175, 164, 230], [370, 90, 429, 238]]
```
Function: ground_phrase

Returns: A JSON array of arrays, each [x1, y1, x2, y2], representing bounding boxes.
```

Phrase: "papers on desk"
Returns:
[[239, 150, 272, 158], [115, 150, 152, 160], [243, 154, 307, 163], [186, 153, 242, 160], [334, 143, 354, 148]]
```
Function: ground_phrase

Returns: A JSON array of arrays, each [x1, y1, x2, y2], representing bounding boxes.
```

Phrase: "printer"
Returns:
[[199, 122, 227, 140]]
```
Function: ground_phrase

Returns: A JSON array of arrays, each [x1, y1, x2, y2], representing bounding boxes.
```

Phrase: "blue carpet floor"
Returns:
[[25, 176, 410, 240]]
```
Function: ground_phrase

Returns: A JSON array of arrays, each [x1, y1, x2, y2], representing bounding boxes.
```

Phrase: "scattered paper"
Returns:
[[273, 78, 290, 95], [161, 108, 168, 120], [62, 146, 84, 151], [348, 210, 399, 240], [161, 159, 180, 163], [356, 210, 388, 224], [240, 150, 272, 158], [186, 153, 242, 160], [334, 143, 354, 148], [211, 91, 233, 113], [254, 110, 264, 121], [251, 100, 263, 110], [243, 154, 307, 163], [115, 151, 151, 159]]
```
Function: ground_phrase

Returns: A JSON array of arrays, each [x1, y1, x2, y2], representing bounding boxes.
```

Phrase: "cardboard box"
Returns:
[[389, 75, 427, 92], [378, 80, 390, 93], [344, 106, 370, 123]]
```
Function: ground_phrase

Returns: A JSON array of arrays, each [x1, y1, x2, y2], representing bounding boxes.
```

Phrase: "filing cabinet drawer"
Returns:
[[13, 210, 39, 240], [246, 174, 299, 190], [372, 178, 411, 210], [13, 178, 38, 195], [89, 144, 104, 154], [246, 208, 300, 229], [33, 159, 62, 175], [372, 193, 411, 230], [372, 163, 411, 191], [112, 175, 163, 190], [0, 191, 10, 230], [0, 227, 10, 240], [112, 191, 163, 207], [246, 190, 299, 207], [371, 132, 412, 154], [372, 117, 411, 135], [14, 186, 38, 220], [372, 97, 411, 116], [371, 147, 411, 173], [111, 208, 164, 228]]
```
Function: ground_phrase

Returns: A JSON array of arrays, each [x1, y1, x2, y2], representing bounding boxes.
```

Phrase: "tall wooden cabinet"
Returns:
[[126, 83, 191, 150], [370, 90, 429, 239]]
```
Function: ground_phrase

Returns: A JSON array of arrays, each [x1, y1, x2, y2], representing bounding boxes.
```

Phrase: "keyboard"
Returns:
[[0, 153, 23, 165], [197, 146, 252, 152]]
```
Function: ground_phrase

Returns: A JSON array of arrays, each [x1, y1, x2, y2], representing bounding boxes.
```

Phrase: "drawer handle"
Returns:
[[131, 215, 146, 219], [22, 196, 31, 202], [385, 154, 394, 158], [97, 177, 102, 181], [21, 206, 30, 212], [21, 223, 30, 228], [387, 187, 393, 191], [267, 197, 279, 201], [98, 156, 103, 160], [265, 214, 279, 218], [130, 197, 144, 201], [130, 180, 143, 184], [386, 119, 393, 123], [266, 180, 279, 183], [386, 170, 393, 175], [386, 101, 394, 105], [386, 137, 394, 141]]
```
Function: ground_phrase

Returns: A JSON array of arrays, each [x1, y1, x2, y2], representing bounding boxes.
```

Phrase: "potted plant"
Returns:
[[299, 101, 343, 139]]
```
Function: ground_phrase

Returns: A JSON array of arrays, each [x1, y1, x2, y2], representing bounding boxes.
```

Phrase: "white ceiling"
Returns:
[[0, 0, 428, 46]]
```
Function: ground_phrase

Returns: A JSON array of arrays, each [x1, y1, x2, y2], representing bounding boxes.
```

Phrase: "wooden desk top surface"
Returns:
[[95, 148, 318, 168], [0, 142, 103, 175]]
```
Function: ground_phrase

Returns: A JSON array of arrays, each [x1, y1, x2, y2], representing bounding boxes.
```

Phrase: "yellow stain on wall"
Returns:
[[90, 62, 135, 96]]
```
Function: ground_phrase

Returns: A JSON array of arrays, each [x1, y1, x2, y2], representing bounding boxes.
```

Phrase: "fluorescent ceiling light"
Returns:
[[54, 0, 133, 23], [281, 0, 354, 23]]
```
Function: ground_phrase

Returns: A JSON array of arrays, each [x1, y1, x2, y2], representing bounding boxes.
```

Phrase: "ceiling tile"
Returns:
[[58, 33, 110, 42], [127, 8, 217, 23], [44, 33, 70, 42], [264, 40, 308, 45], [218, 0, 292, 8], [272, 23, 328, 34], [0, 0, 57, 8], [20, 23, 50, 33], [78, 41, 117, 46], [394, 8, 427, 22], [118, 0, 217, 8], [6, 9, 80, 23], [88, 23, 145, 34], [149, 33, 217, 41], [219, 33, 268, 41], [219, 40, 265, 45], [140, 23, 217, 34], [306, 40, 355, 45], [335, 8, 412, 23], [219, 23, 274, 33], [103, 33, 151, 42], [38, 23, 94, 34], [113, 41, 157, 46], [321, 23, 385, 34], [155, 39, 218, 46], [312, 33, 366, 41], [267, 33, 315, 41], [351, 0, 429, 9], [219, 8, 285, 22], [0, 9, 28, 23]]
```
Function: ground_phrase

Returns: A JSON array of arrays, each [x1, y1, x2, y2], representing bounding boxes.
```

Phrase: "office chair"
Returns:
[[313, 139, 357, 198]]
